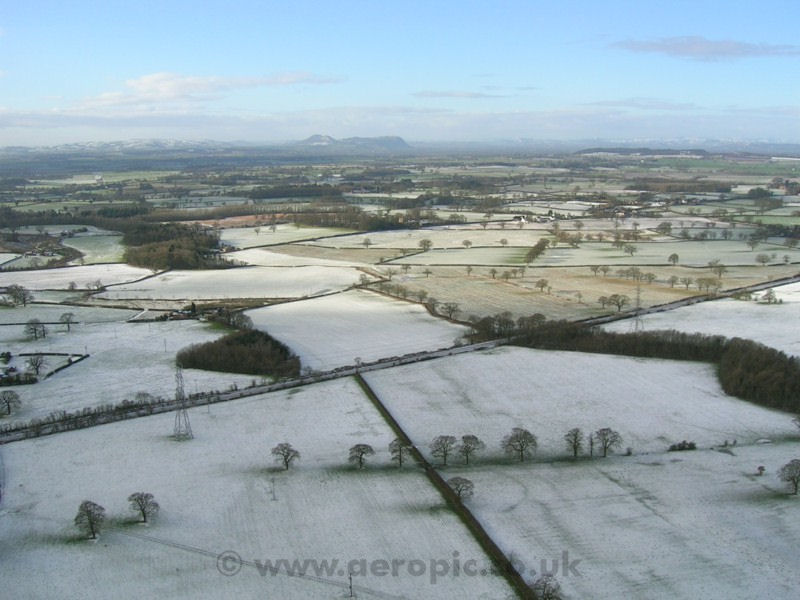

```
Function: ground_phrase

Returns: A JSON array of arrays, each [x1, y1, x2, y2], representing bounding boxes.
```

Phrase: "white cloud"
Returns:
[[586, 97, 698, 111], [79, 71, 341, 109], [611, 36, 800, 61], [412, 90, 506, 99]]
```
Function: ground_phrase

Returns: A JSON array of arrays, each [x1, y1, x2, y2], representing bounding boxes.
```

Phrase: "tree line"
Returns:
[[479, 318, 800, 413], [275, 426, 624, 474]]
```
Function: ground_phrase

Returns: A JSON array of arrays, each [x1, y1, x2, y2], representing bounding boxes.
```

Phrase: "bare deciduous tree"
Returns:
[[27, 354, 46, 376], [74, 500, 106, 539], [348, 444, 375, 469], [418, 239, 432, 252], [532, 574, 563, 600], [447, 477, 474, 500], [128, 492, 160, 523], [25, 319, 47, 340], [272, 442, 300, 470], [564, 428, 584, 458], [502, 427, 537, 462], [0, 390, 21, 416], [607, 294, 630, 312], [458, 435, 485, 465], [229, 312, 253, 330], [441, 302, 461, 319], [594, 428, 622, 457], [779, 459, 800, 494], [762, 288, 777, 304], [709, 261, 727, 278], [430, 435, 457, 466], [6, 284, 33, 306], [60, 312, 76, 332], [389, 438, 409, 467]]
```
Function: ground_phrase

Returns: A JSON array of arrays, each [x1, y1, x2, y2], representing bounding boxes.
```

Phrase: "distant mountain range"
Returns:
[[2, 137, 800, 177], [4, 136, 800, 157], [293, 135, 411, 152], [0, 135, 413, 158]]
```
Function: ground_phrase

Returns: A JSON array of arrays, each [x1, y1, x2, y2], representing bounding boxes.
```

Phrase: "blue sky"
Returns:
[[2, 0, 799, 145]]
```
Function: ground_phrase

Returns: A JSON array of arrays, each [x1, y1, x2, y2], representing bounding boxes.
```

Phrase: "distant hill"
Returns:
[[294, 135, 411, 153]]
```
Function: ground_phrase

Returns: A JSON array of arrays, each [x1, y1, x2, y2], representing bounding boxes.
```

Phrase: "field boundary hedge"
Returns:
[[354, 373, 536, 600]]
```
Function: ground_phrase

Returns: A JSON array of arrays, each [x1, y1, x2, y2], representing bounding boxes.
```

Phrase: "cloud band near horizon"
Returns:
[[611, 35, 800, 61]]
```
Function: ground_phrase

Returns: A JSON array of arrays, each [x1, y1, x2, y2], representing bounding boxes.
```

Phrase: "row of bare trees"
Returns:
[[271, 426, 624, 473]]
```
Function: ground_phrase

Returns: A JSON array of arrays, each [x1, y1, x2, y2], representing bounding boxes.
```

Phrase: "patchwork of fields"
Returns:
[[3, 212, 800, 599]]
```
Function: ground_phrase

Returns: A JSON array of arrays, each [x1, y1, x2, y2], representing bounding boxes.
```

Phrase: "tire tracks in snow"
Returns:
[[111, 529, 408, 600]]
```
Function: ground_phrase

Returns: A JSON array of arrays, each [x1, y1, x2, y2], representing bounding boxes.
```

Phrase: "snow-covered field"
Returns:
[[0, 304, 138, 325], [0, 379, 513, 599], [0, 253, 20, 266], [332, 232, 800, 268], [324, 227, 548, 250], [0, 225, 116, 236], [228, 247, 369, 268], [388, 247, 526, 266], [531, 240, 799, 268], [461, 444, 800, 600], [0, 308, 254, 419], [0, 264, 153, 290], [0, 255, 60, 270], [63, 234, 125, 264], [364, 347, 797, 457], [220, 224, 354, 249], [604, 282, 800, 357], [363, 347, 800, 599], [97, 266, 364, 301], [247, 290, 470, 371]]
